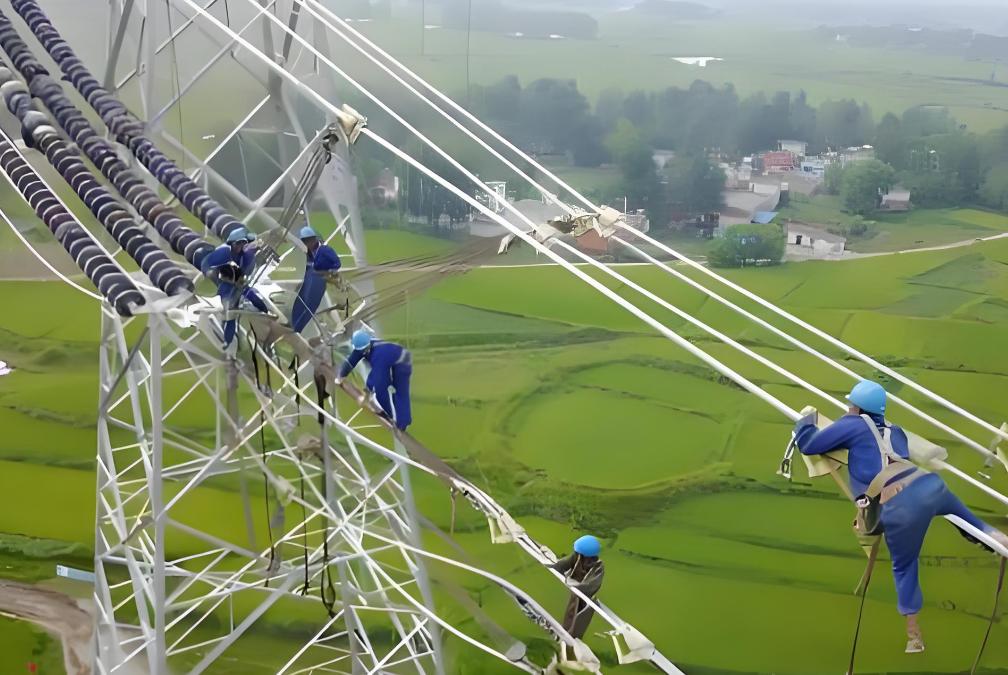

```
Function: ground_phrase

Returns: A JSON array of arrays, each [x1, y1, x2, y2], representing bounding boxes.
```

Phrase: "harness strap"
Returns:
[[847, 537, 881, 675], [859, 415, 926, 499], [970, 556, 1007, 674], [298, 475, 309, 596], [247, 329, 277, 586]]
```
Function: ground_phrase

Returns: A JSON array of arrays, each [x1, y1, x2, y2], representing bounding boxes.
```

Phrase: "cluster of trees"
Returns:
[[471, 75, 1008, 222], [605, 119, 725, 227], [593, 82, 873, 157], [820, 108, 1008, 214], [353, 70, 1008, 234], [824, 159, 896, 215], [708, 224, 786, 268]]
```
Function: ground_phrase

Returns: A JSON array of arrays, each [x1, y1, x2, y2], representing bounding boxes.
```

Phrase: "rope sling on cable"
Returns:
[[252, 125, 341, 277]]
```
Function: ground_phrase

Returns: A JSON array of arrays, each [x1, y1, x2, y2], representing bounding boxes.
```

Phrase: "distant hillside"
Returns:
[[437, 0, 598, 40], [626, 0, 719, 20], [819, 25, 1008, 61]]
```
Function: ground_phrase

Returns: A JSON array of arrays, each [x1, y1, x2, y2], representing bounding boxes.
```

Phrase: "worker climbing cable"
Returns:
[[793, 380, 1008, 654], [336, 329, 412, 431], [289, 226, 343, 333], [201, 229, 270, 347], [549, 535, 605, 640]]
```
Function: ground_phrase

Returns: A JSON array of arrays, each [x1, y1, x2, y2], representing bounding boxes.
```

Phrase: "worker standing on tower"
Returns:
[[794, 380, 1008, 654], [549, 535, 605, 640], [289, 226, 342, 333], [201, 229, 269, 347], [337, 329, 412, 431]]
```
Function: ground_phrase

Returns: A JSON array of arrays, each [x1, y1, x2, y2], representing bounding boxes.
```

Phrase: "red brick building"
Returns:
[[761, 151, 796, 173]]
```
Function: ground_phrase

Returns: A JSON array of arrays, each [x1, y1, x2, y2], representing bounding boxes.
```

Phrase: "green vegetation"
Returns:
[[346, 15, 1008, 133], [708, 222, 786, 267], [838, 159, 897, 215], [780, 196, 1008, 253], [5, 229, 1008, 672]]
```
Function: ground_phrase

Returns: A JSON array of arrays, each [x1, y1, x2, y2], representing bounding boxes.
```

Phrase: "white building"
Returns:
[[722, 162, 753, 189], [800, 158, 827, 179], [881, 188, 912, 211], [786, 223, 846, 258], [778, 139, 808, 158], [653, 149, 675, 169]]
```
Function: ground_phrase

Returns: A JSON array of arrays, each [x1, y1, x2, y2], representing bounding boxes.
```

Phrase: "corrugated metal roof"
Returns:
[[751, 211, 778, 224]]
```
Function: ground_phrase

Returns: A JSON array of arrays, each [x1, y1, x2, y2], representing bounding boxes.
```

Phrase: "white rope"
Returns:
[[289, 0, 574, 215], [551, 240, 844, 412], [300, 0, 594, 212], [161, 3, 1008, 645], [222, 0, 563, 245], [294, 0, 1008, 448], [0, 206, 102, 299], [179, 0, 1008, 512], [612, 234, 1002, 463], [618, 225, 1008, 445]]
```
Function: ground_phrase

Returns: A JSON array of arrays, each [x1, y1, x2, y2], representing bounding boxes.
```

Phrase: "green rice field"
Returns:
[[4, 226, 1008, 672]]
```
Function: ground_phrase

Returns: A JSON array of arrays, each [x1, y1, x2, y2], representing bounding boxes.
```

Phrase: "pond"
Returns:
[[672, 56, 724, 67], [0, 361, 11, 377]]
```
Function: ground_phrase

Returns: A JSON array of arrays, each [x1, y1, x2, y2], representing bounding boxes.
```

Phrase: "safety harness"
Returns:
[[853, 415, 928, 537], [784, 411, 1006, 674]]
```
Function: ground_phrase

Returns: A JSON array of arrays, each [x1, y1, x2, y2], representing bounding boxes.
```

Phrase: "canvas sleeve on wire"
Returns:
[[0, 10, 214, 269], [0, 70, 193, 296], [0, 128, 143, 315], [9, 0, 244, 243]]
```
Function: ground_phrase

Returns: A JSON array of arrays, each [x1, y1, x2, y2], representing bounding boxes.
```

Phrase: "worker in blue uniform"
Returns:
[[548, 535, 605, 639], [289, 226, 342, 333], [201, 229, 269, 347], [336, 329, 412, 430], [794, 380, 1008, 653]]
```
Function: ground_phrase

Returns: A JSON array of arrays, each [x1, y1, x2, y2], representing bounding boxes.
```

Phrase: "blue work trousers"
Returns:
[[221, 286, 268, 346], [881, 472, 989, 615], [374, 362, 412, 431]]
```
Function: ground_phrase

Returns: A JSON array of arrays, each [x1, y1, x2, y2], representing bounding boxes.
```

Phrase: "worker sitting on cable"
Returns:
[[794, 380, 1008, 654], [289, 226, 342, 333], [200, 229, 269, 347], [336, 329, 412, 431], [549, 535, 605, 640]]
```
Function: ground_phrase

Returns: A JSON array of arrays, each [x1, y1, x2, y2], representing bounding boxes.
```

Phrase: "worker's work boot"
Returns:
[[905, 628, 925, 654]]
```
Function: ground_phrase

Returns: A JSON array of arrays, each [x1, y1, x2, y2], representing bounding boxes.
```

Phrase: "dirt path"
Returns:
[[846, 229, 1008, 256], [0, 579, 92, 675]]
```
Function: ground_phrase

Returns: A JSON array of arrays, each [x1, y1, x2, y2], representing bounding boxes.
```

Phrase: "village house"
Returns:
[[881, 188, 912, 212], [785, 223, 846, 258]]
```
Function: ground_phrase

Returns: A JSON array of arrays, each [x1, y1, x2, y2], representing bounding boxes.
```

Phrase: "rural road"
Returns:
[[834, 231, 1008, 260], [0, 579, 92, 675]]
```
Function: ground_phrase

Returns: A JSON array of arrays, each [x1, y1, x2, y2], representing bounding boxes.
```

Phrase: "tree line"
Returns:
[[468, 76, 1008, 216], [351, 74, 1008, 230]]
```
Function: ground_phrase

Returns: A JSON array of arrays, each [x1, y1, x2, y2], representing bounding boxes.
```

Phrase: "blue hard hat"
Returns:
[[299, 226, 318, 240], [245, 230, 257, 242], [847, 380, 886, 415], [226, 229, 247, 244], [351, 329, 373, 351], [573, 535, 601, 557]]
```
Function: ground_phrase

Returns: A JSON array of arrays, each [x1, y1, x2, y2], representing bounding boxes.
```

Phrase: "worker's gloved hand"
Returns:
[[334, 376, 343, 386], [792, 415, 818, 451], [219, 261, 244, 283]]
